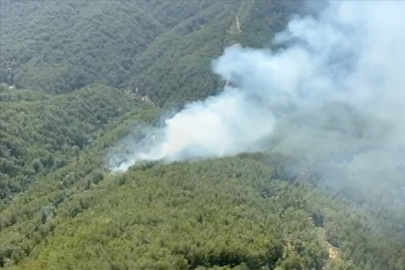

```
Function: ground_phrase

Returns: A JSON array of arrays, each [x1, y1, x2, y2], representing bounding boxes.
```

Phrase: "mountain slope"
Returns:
[[0, 0, 225, 95]]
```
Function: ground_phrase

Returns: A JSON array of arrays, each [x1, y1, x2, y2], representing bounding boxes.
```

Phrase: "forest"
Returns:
[[0, 0, 404, 270]]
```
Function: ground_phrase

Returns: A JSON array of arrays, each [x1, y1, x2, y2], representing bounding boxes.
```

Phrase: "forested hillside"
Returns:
[[0, 0, 303, 106], [0, 0, 404, 270]]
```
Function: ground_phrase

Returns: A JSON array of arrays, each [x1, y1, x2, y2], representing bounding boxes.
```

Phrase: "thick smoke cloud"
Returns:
[[111, 0, 405, 203]]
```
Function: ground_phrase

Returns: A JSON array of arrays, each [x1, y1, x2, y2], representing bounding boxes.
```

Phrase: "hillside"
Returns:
[[0, 0, 303, 106], [1, 1, 405, 270]]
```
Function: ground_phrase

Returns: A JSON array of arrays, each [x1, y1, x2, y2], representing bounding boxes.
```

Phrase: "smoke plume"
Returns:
[[111, 0, 405, 204]]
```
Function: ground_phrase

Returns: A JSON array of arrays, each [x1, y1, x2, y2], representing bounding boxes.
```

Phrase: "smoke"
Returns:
[[111, 88, 276, 171], [111, 0, 405, 204]]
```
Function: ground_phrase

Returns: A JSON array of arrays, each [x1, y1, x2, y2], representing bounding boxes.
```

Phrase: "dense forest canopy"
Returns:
[[0, 1, 404, 270]]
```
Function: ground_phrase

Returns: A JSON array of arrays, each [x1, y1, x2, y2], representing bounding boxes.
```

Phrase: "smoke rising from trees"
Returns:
[[112, 1, 405, 205]]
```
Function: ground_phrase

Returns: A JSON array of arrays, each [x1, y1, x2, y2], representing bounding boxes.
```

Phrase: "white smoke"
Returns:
[[112, 88, 276, 172], [112, 1, 405, 175]]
